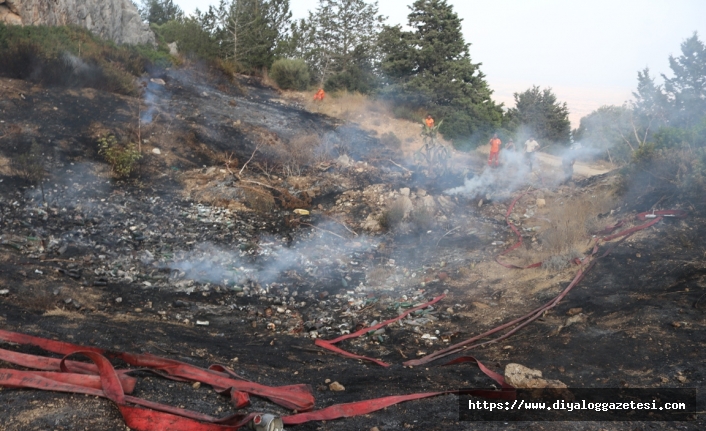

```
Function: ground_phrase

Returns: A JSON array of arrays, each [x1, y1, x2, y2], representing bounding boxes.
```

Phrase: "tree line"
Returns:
[[574, 33, 706, 165], [135, 0, 572, 147]]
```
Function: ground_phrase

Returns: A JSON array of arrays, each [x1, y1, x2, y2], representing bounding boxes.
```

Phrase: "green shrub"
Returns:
[[97, 135, 142, 178], [0, 23, 172, 95], [153, 19, 218, 60], [269, 59, 310, 90]]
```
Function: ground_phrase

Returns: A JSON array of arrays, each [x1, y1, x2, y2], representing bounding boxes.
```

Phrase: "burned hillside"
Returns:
[[0, 65, 704, 431]]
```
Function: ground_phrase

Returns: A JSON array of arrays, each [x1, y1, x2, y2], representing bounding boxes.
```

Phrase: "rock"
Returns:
[[564, 314, 586, 328], [168, 41, 178, 56], [421, 195, 435, 210], [361, 214, 382, 232], [566, 307, 582, 316], [1, 0, 155, 45], [0, 289, 9, 295], [398, 196, 414, 217], [0, 4, 22, 25], [371, 427, 381, 431], [150, 78, 166, 86], [505, 363, 567, 389], [336, 154, 352, 167], [115, 297, 123, 303], [399, 187, 410, 197], [536, 198, 546, 208], [329, 381, 345, 391]]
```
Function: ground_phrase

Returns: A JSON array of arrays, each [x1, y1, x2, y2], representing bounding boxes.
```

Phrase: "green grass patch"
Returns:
[[0, 23, 173, 95]]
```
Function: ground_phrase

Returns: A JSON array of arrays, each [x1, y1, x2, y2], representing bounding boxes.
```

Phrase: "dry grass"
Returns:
[[258, 132, 324, 177], [540, 193, 616, 256], [282, 90, 452, 157]]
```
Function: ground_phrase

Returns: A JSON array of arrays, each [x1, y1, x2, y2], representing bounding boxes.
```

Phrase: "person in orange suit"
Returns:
[[488, 133, 502, 167], [424, 114, 435, 128], [313, 88, 325, 101]]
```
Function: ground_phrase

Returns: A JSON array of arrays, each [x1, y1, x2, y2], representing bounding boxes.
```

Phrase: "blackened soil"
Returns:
[[0, 71, 704, 431]]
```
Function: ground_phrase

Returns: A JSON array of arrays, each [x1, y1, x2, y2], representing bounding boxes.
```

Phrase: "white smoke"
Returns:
[[444, 149, 531, 198]]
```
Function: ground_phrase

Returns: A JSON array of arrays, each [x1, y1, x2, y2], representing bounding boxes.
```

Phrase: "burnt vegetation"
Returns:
[[0, 3, 704, 431]]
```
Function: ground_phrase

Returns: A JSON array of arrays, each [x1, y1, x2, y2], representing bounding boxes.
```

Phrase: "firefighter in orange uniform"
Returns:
[[488, 133, 501, 167], [313, 88, 325, 101], [424, 114, 435, 129]]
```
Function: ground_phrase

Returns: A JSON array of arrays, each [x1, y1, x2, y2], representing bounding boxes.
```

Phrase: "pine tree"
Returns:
[[139, 0, 183, 25], [379, 0, 502, 144], [662, 32, 706, 128], [285, 0, 384, 90], [507, 86, 571, 145], [197, 0, 291, 70]]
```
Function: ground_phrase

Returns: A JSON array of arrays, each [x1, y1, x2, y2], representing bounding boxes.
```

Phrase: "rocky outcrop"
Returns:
[[0, 0, 155, 46]]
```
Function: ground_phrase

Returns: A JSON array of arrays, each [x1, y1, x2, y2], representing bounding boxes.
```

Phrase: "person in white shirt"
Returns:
[[524, 137, 540, 171]]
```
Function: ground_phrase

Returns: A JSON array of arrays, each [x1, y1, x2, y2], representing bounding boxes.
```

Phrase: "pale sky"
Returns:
[[173, 0, 706, 127]]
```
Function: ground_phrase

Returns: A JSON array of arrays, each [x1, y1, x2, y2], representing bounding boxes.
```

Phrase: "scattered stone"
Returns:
[[192, 382, 201, 389], [115, 297, 123, 304], [150, 78, 166, 86], [505, 363, 567, 389], [196, 320, 210, 326], [536, 198, 546, 208], [676, 375, 687, 383], [0, 289, 9, 295], [329, 381, 345, 391], [564, 314, 587, 328], [566, 307, 582, 316], [399, 187, 410, 197], [152, 148, 161, 155], [336, 154, 352, 166]]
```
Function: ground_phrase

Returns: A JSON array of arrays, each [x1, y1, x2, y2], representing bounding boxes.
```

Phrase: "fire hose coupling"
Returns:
[[249, 413, 284, 431]]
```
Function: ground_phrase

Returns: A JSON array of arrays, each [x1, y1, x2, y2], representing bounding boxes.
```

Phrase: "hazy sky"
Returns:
[[172, 0, 706, 126]]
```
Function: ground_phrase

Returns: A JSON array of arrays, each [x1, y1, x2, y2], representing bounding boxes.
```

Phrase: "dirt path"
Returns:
[[536, 151, 611, 178]]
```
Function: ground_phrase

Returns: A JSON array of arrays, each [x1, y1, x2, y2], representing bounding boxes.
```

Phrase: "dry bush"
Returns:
[[260, 133, 323, 177], [540, 194, 615, 255], [541, 249, 582, 271]]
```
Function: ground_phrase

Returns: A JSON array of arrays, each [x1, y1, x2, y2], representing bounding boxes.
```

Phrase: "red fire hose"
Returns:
[[0, 327, 516, 430]]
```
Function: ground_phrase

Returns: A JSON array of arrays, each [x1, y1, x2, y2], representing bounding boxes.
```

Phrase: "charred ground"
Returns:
[[0, 67, 704, 431]]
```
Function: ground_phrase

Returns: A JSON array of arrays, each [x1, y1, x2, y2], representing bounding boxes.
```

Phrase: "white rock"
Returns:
[[152, 148, 161, 155]]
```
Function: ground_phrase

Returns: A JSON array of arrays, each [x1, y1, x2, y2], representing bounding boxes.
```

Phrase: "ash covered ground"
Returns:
[[0, 67, 704, 431]]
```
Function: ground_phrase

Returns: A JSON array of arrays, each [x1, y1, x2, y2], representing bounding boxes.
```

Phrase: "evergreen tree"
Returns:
[[378, 0, 502, 144], [507, 86, 571, 145], [139, 0, 183, 25], [285, 0, 384, 90], [662, 32, 706, 128], [197, 0, 291, 70]]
